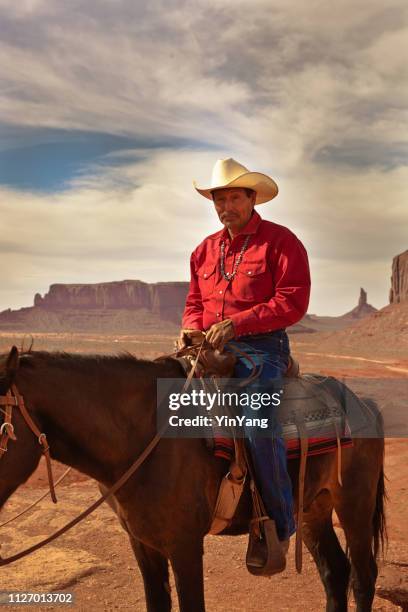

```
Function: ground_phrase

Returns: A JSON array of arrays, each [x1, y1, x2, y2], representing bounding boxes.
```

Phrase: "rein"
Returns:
[[0, 420, 169, 566], [166, 337, 262, 386], [0, 384, 57, 503], [0, 344, 203, 566], [0, 467, 71, 529]]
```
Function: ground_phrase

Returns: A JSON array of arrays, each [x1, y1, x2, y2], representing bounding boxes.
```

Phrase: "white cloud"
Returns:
[[0, 0, 406, 158], [1, 148, 406, 315], [0, 0, 407, 316]]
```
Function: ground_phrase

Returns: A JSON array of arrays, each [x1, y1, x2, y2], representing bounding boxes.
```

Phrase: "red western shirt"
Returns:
[[182, 210, 311, 337]]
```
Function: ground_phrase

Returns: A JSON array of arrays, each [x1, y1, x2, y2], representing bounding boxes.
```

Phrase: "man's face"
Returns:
[[212, 188, 256, 235]]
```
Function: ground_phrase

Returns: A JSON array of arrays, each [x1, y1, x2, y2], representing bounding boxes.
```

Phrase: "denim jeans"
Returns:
[[224, 330, 296, 541]]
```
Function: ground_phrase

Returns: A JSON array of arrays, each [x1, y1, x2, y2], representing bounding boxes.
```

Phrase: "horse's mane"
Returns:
[[2, 350, 181, 377]]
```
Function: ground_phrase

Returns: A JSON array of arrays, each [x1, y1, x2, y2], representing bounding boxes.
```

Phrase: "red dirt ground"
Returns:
[[0, 332, 406, 611]]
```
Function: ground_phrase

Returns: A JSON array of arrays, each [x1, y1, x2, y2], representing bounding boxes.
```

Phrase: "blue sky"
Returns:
[[0, 0, 407, 315], [0, 125, 205, 191]]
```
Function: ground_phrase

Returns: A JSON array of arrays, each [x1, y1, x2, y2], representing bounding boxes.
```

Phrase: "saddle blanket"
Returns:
[[214, 435, 353, 461], [213, 373, 357, 461]]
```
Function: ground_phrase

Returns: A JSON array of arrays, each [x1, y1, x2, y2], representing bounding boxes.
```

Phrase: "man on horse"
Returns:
[[179, 157, 311, 566]]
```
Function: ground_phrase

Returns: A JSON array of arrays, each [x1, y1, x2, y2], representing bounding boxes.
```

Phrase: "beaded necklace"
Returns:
[[220, 235, 251, 281]]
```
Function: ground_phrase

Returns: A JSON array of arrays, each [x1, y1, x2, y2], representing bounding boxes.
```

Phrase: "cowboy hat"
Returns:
[[194, 158, 278, 205]]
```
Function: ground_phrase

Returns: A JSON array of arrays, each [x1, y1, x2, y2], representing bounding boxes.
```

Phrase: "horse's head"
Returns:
[[0, 345, 19, 395], [0, 346, 43, 509]]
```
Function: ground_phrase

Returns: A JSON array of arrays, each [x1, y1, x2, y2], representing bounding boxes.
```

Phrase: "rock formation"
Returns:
[[0, 280, 190, 332], [33, 280, 189, 318], [389, 249, 408, 303], [342, 288, 377, 319], [34, 280, 189, 322]]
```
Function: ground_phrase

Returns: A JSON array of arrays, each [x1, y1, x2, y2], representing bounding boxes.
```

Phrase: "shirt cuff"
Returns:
[[229, 309, 260, 338], [181, 318, 203, 331]]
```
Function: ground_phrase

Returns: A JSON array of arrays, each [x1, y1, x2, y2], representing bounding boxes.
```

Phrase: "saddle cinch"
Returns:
[[176, 333, 348, 576]]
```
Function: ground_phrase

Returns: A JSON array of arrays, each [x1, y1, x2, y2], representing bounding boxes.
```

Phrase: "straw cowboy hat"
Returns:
[[194, 158, 278, 205]]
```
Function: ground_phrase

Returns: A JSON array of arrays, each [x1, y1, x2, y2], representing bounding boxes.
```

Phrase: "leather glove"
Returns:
[[205, 319, 235, 352], [176, 329, 205, 350]]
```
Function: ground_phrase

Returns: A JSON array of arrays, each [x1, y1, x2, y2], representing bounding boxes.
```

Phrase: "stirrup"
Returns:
[[246, 518, 286, 576]]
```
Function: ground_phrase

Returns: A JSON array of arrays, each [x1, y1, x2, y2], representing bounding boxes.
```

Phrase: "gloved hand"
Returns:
[[205, 319, 235, 352], [176, 329, 205, 350]]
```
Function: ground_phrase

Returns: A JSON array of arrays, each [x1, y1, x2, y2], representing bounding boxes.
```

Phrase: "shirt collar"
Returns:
[[220, 210, 262, 240]]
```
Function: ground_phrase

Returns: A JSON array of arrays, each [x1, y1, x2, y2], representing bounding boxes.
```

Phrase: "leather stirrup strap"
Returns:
[[242, 442, 268, 537], [222, 436, 247, 485], [294, 415, 308, 574]]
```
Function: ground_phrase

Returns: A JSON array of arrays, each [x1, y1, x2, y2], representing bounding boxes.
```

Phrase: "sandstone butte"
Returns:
[[0, 249, 406, 334]]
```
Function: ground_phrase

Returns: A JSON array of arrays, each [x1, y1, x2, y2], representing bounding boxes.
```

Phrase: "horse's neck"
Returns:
[[17, 360, 155, 484]]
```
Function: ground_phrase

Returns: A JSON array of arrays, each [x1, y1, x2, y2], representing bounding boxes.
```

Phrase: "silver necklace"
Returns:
[[220, 235, 251, 281]]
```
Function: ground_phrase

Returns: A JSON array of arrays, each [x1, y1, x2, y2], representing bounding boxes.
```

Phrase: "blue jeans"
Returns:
[[225, 330, 296, 541]]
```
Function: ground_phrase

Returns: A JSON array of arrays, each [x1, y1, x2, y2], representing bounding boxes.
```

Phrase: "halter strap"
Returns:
[[0, 384, 57, 503]]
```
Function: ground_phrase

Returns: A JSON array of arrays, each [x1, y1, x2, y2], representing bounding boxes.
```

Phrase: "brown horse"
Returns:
[[0, 346, 386, 612]]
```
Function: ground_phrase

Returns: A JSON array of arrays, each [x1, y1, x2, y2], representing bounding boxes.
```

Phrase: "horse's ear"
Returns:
[[6, 346, 19, 379]]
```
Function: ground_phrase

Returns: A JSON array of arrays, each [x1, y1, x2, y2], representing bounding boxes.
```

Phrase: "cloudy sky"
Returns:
[[0, 0, 407, 316]]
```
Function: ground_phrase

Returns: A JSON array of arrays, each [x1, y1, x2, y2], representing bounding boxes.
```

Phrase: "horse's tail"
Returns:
[[360, 396, 388, 560], [373, 459, 388, 560]]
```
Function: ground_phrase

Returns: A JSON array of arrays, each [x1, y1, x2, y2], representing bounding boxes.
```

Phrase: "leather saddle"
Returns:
[[176, 331, 237, 378]]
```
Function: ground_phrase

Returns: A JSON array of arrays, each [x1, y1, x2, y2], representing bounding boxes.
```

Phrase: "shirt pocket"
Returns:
[[234, 259, 272, 301], [197, 263, 217, 297]]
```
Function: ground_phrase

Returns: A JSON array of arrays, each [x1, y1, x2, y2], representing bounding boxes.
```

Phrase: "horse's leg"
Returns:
[[129, 536, 172, 612], [170, 538, 205, 612], [303, 491, 350, 612], [334, 498, 377, 612]]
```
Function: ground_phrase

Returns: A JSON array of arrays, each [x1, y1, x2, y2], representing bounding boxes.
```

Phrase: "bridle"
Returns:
[[0, 383, 57, 502]]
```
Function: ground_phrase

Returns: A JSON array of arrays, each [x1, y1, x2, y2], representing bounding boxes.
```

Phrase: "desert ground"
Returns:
[[0, 330, 406, 611]]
